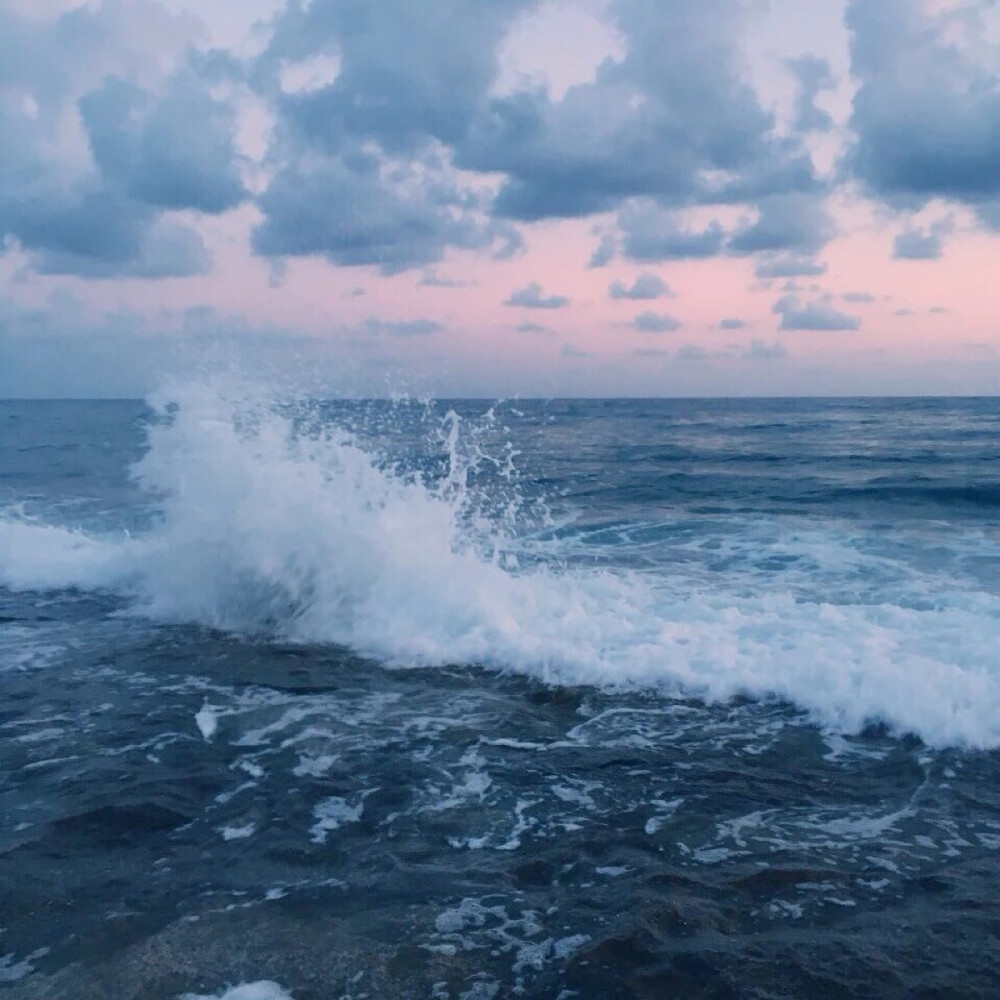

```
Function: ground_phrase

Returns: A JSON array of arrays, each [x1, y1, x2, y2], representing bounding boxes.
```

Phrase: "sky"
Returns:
[[0, 0, 998, 397]]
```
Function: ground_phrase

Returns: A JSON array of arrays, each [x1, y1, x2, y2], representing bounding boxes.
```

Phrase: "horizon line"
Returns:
[[3, 393, 999, 404]]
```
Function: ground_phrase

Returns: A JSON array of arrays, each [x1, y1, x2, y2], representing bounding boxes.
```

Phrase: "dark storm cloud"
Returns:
[[504, 283, 571, 309], [630, 311, 681, 333], [773, 296, 860, 332], [609, 274, 670, 300], [845, 0, 1000, 229]]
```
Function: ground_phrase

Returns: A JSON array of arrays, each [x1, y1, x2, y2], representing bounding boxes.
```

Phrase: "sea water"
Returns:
[[1, 385, 999, 997]]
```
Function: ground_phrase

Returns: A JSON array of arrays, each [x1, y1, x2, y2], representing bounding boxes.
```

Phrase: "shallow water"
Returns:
[[2, 392, 1000, 998]]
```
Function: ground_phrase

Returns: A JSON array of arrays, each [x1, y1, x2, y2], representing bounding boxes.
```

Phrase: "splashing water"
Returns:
[[2, 380, 1000, 746]]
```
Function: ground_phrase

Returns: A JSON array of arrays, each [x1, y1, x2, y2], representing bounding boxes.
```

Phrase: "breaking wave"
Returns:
[[2, 379, 1000, 747]]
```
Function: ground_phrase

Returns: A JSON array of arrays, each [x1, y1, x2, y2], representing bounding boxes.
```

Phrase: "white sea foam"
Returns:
[[2, 380, 1000, 747], [310, 793, 369, 843], [196, 705, 219, 741], [179, 983, 294, 1000]]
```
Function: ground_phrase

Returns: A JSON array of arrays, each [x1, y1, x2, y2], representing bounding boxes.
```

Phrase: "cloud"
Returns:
[[1, 0, 834, 284], [516, 321, 552, 334], [0, 300, 314, 398], [977, 200, 1000, 232], [456, 0, 818, 221], [504, 282, 571, 309], [773, 296, 860, 331], [247, 0, 533, 272], [786, 56, 836, 133], [620, 204, 726, 261], [259, 0, 532, 153], [631, 311, 681, 333], [32, 217, 211, 279], [0, 321, 165, 398], [743, 339, 788, 360], [676, 344, 707, 362], [719, 318, 747, 330], [79, 71, 247, 214], [588, 234, 616, 268], [2, 179, 214, 279], [419, 270, 472, 288], [253, 154, 518, 274], [842, 291, 876, 304], [267, 259, 289, 289], [620, 192, 834, 266], [755, 256, 827, 278], [893, 220, 952, 260], [560, 343, 588, 358], [727, 193, 835, 256], [363, 317, 444, 337], [0, 3, 234, 278], [609, 273, 670, 300], [845, 0, 1000, 228]]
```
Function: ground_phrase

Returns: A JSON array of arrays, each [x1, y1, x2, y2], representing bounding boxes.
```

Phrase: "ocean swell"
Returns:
[[2, 382, 1000, 748]]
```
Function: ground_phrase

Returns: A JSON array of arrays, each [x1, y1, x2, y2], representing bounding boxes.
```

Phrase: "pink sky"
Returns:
[[0, 0, 998, 396]]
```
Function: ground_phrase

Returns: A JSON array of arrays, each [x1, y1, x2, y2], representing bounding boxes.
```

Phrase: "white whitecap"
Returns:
[[195, 706, 218, 741], [2, 379, 1000, 749], [179, 983, 294, 1000]]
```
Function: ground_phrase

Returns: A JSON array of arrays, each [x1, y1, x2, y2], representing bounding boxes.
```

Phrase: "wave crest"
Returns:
[[3, 381, 1000, 748]]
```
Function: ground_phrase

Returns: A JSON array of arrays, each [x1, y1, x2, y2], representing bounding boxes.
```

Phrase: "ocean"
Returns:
[[2, 385, 1000, 999]]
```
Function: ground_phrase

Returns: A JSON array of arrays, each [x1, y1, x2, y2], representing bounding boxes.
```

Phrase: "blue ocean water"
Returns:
[[2, 387, 1000, 998]]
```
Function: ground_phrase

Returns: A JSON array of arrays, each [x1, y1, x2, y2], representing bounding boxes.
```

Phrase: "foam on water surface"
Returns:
[[179, 983, 295, 1000], [2, 381, 1000, 747]]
